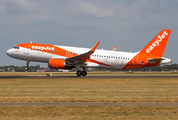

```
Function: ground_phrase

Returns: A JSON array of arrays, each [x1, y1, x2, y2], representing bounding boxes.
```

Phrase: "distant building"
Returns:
[[7, 68, 15, 72]]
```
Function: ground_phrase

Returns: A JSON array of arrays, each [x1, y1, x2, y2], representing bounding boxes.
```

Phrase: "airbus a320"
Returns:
[[6, 29, 172, 76]]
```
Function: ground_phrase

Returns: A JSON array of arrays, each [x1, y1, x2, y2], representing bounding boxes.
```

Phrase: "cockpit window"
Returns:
[[13, 46, 19, 49]]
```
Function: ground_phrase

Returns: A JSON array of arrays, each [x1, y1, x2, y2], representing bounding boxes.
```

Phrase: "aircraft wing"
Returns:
[[65, 41, 100, 65]]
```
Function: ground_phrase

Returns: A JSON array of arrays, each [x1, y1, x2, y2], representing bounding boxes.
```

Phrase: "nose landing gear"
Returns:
[[25, 61, 30, 71]]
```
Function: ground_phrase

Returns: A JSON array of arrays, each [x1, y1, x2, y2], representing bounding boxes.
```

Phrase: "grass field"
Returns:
[[0, 72, 178, 119], [0, 106, 178, 120], [0, 77, 178, 103]]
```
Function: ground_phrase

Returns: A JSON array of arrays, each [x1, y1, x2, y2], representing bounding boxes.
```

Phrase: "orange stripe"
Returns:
[[88, 59, 114, 68]]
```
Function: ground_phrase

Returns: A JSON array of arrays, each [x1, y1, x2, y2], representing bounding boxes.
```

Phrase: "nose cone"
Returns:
[[6, 49, 10, 56], [6, 49, 13, 57]]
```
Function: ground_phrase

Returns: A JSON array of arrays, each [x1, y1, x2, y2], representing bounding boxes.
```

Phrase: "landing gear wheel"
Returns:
[[25, 67, 29, 71], [76, 70, 82, 77], [82, 71, 87, 76], [25, 61, 30, 71]]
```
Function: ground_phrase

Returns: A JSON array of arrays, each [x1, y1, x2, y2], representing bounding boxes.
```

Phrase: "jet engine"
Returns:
[[49, 58, 73, 69]]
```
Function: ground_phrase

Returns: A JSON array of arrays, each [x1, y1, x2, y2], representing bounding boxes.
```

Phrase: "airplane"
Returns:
[[6, 29, 172, 76]]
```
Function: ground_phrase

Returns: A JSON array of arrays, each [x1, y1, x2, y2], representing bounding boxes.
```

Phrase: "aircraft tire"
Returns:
[[82, 71, 87, 76], [76, 70, 82, 77]]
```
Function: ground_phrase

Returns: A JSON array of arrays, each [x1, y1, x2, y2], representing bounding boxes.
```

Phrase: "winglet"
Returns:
[[91, 41, 100, 52], [113, 46, 118, 51]]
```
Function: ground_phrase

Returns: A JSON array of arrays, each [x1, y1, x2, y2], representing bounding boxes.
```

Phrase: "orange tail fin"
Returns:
[[123, 29, 171, 69], [139, 29, 171, 58]]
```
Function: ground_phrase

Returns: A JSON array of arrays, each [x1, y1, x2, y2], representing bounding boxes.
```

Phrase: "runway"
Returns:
[[0, 103, 178, 106], [1, 74, 178, 79]]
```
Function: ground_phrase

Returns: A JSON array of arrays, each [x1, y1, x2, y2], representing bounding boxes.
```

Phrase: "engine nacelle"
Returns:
[[49, 58, 73, 69]]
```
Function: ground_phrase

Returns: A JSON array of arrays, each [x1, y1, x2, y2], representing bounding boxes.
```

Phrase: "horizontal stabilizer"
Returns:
[[147, 58, 165, 63], [147, 57, 172, 64]]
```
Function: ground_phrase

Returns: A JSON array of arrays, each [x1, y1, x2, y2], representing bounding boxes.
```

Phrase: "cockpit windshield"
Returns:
[[13, 46, 19, 49]]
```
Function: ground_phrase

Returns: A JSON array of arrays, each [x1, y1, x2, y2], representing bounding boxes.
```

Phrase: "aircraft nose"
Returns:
[[6, 49, 13, 56]]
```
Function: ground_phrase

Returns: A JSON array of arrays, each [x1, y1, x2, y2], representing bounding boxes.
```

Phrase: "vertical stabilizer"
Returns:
[[123, 29, 171, 69], [139, 29, 171, 58]]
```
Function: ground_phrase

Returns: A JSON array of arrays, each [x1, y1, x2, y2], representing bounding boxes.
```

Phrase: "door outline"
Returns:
[[132, 55, 138, 65], [24, 44, 30, 54]]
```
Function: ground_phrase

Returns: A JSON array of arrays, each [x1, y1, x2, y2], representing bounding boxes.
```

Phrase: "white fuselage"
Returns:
[[7, 45, 137, 69]]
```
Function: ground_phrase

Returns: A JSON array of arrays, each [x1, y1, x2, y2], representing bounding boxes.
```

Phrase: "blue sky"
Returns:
[[0, 0, 178, 66]]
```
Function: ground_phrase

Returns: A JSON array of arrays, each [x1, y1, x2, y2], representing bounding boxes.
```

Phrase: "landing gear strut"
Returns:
[[76, 70, 87, 77], [25, 61, 30, 71]]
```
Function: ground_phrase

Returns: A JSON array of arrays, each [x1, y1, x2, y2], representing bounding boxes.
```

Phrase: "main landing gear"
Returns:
[[76, 70, 87, 77], [25, 61, 30, 71]]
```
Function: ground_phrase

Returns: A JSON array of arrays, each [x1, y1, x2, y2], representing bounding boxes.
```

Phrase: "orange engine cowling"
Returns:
[[49, 58, 73, 69]]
